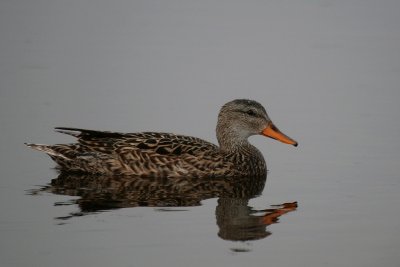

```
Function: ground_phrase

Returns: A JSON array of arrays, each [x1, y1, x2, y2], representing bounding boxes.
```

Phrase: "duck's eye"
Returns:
[[246, 110, 257, 116]]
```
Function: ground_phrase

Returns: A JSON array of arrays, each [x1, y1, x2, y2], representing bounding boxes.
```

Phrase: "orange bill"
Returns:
[[262, 123, 298, 147]]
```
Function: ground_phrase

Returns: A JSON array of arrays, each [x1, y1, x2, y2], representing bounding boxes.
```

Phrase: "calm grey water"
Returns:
[[1, 1, 400, 266]]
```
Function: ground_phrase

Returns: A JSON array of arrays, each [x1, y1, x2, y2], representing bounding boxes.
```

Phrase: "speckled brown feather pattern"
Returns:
[[28, 129, 262, 177], [26, 99, 297, 178]]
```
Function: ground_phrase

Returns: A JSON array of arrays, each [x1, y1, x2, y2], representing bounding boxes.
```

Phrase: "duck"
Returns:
[[26, 99, 297, 178]]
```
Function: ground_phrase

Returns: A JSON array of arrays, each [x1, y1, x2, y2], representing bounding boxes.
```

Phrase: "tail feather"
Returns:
[[25, 142, 120, 174], [25, 143, 69, 159], [55, 127, 125, 138], [54, 128, 81, 137]]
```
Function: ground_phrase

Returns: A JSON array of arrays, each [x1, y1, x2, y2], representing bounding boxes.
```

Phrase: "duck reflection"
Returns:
[[216, 198, 297, 241], [34, 172, 296, 241]]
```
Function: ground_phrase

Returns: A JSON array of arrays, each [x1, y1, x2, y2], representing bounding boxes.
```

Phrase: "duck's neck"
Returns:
[[217, 124, 266, 177], [216, 124, 253, 154], [216, 118, 267, 177]]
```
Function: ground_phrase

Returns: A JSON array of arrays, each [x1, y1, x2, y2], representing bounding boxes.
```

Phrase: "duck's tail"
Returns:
[[25, 143, 69, 159], [25, 142, 120, 174]]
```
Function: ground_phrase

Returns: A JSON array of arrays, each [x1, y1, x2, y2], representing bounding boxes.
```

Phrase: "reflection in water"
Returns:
[[30, 172, 297, 243], [216, 199, 297, 241]]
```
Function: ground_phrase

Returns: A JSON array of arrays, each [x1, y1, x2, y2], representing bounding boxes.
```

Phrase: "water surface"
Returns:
[[1, 1, 400, 266]]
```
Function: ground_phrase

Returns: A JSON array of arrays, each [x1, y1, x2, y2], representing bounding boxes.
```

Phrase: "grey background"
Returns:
[[1, 1, 400, 266]]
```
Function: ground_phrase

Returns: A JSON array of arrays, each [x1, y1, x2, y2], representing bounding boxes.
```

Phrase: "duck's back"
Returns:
[[68, 128, 217, 156], [27, 128, 235, 177]]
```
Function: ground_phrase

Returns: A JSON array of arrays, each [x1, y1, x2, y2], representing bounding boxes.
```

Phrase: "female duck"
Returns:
[[26, 99, 297, 178]]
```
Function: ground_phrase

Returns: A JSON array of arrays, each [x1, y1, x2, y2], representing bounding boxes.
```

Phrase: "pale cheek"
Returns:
[[233, 125, 252, 138], [251, 121, 267, 133]]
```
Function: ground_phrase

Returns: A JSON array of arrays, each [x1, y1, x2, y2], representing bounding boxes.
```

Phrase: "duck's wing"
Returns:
[[54, 127, 218, 156], [53, 127, 233, 177]]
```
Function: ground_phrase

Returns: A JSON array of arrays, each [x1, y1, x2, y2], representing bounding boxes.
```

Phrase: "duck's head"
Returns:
[[216, 99, 298, 149]]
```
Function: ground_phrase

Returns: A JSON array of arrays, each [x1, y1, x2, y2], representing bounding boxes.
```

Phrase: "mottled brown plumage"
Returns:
[[26, 99, 297, 178]]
